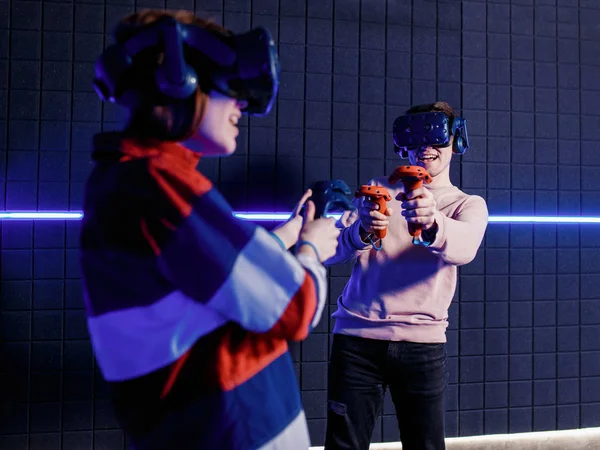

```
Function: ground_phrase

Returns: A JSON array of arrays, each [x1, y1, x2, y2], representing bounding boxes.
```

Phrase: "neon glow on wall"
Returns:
[[1, 211, 600, 224]]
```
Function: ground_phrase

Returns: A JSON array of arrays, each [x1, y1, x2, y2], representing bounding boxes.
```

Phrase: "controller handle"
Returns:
[[388, 165, 432, 238], [354, 185, 393, 239]]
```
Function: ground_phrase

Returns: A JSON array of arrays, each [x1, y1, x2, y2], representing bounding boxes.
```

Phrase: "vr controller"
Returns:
[[354, 186, 393, 239], [93, 15, 280, 116], [389, 165, 432, 243], [306, 180, 356, 219], [353, 165, 432, 243], [393, 112, 470, 158]]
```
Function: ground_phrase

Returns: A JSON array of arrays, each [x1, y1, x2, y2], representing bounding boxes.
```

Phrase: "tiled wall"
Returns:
[[2, 0, 600, 448]]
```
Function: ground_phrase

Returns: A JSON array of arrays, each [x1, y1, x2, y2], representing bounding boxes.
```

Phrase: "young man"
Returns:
[[324, 102, 489, 450], [80, 9, 340, 450]]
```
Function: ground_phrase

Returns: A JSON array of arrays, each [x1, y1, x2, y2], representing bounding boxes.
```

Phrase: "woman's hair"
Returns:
[[115, 10, 231, 141], [406, 101, 457, 128]]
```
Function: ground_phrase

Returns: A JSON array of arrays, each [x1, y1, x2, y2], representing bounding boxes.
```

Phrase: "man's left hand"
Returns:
[[398, 187, 437, 231]]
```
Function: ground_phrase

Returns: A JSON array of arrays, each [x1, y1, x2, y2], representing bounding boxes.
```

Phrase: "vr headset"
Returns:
[[92, 16, 280, 116], [392, 112, 470, 158]]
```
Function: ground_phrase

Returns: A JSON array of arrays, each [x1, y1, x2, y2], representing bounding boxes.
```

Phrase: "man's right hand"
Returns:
[[358, 199, 393, 240]]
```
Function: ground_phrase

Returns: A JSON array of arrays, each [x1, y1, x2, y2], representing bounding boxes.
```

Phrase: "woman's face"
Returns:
[[183, 90, 246, 156]]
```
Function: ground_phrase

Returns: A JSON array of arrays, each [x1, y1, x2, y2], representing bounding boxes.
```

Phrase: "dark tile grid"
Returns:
[[0, 221, 126, 450], [1, 0, 122, 449], [2, 0, 600, 449], [451, 0, 600, 440]]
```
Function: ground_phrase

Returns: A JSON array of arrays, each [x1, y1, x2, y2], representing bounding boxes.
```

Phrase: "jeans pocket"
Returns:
[[326, 401, 362, 450]]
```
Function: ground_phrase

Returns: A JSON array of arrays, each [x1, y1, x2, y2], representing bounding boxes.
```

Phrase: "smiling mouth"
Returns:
[[418, 154, 438, 162]]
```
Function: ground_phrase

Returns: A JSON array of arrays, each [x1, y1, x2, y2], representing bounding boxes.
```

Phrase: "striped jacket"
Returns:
[[79, 133, 328, 450]]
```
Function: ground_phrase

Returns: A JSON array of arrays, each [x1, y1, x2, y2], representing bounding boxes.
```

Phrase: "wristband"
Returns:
[[270, 232, 287, 251], [358, 224, 372, 244], [296, 240, 321, 262], [367, 235, 383, 251], [359, 225, 382, 251], [413, 222, 438, 247]]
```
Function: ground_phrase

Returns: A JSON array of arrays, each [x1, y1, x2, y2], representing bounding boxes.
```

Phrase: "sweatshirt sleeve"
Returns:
[[324, 196, 372, 266], [143, 163, 328, 341], [426, 195, 489, 266]]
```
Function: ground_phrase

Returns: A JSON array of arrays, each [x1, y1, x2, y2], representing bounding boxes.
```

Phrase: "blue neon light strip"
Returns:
[[0, 212, 85, 220], [1, 211, 600, 224]]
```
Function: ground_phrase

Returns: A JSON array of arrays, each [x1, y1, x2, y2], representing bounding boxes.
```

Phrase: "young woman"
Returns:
[[80, 10, 339, 450]]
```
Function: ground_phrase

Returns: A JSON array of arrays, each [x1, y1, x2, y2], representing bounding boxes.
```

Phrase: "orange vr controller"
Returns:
[[354, 166, 432, 241], [353, 185, 392, 239], [389, 165, 432, 238]]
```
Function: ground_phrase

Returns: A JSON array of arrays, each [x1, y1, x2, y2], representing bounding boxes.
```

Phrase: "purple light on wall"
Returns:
[[1, 211, 600, 224]]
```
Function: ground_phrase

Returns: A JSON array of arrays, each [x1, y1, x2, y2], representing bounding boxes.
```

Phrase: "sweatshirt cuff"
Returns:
[[428, 211, 447, 249], [349, 220, 372, 250]]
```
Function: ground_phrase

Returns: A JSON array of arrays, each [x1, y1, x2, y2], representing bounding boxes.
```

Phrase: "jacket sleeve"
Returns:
[[143, 164, 328, 341], [426, 195, 489, 266]]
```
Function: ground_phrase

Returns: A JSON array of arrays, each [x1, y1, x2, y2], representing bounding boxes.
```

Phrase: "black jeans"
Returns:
[[324, 334, 447, 450]]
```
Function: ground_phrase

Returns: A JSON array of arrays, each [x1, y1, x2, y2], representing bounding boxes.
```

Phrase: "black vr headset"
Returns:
[[392, 112, 470, 158], [92, 16, 280, 116]]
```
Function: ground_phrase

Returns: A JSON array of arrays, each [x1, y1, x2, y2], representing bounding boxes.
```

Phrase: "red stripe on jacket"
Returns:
[[215, 272, 317, 391]]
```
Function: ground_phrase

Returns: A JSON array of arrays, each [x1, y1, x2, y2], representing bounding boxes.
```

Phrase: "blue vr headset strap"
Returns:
[[451, 117, 469, 155], [153, 17, 198, 99], [180, 24, 236, 67], [94, 18, 238, 103]]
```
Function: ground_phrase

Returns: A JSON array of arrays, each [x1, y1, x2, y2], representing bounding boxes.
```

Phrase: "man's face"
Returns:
[[407, 136, 453, 178]]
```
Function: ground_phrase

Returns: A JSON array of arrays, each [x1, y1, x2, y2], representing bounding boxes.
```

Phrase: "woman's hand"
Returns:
[[270, 189, 313, 249], [296, 200, 340, 262]]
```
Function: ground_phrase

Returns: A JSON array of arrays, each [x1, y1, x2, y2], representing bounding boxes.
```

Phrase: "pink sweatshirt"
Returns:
[[326, 176, 489, 343]]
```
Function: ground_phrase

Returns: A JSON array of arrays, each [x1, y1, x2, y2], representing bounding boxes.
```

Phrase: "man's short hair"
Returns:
[[406, 101, 457, 128]]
